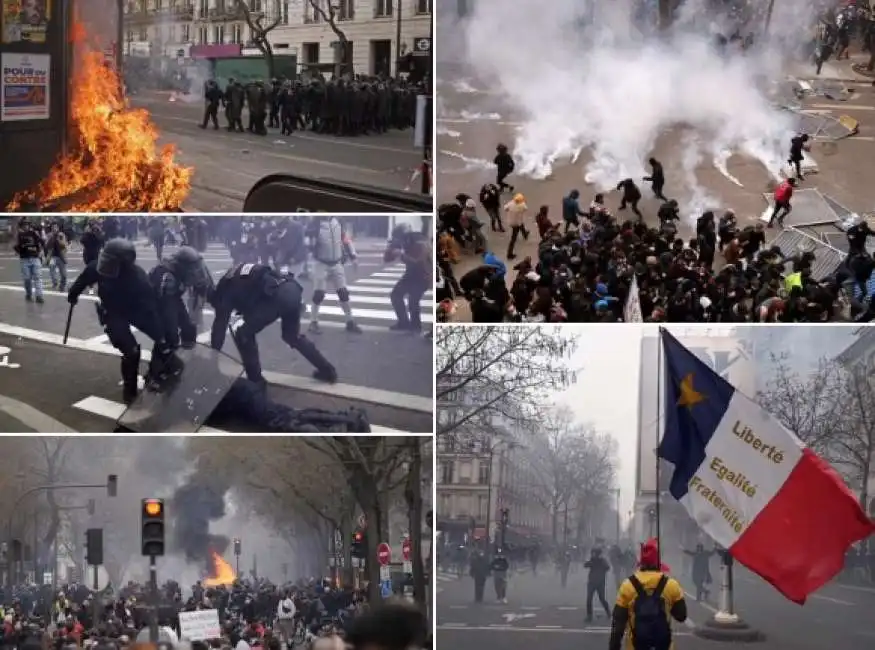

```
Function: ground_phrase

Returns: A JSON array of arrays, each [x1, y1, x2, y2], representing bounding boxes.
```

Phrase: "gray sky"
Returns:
[[549, 325, 858, 527]]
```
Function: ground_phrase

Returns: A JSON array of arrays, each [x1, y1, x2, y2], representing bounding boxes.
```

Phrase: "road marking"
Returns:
[[689, 595, 718, 613], [448, 605, 467, 609], [0, 321, 432, 414], [72, 394, 407, 433], [535, 625, 563, 629], [437, 625, 692, 636], [0, 394, 76, 433], [0, 283, 434, 323], [557, 606, 579, 611], [832, 582, 875, 594], [520, 606, 541, 610], [810, 593, 855, 606]]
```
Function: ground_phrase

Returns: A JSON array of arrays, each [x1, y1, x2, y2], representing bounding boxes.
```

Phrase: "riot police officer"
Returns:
[[208, 262, 337, 387], [67, 238, 181, 404], [148, 246, 212, 350]]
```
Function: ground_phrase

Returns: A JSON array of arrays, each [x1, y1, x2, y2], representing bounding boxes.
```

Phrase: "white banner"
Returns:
[[179, 609, 221, 641], [624, 276, 643, 322]]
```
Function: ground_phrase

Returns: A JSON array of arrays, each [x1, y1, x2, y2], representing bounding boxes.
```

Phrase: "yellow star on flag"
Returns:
[[677, 373, 705, 408]]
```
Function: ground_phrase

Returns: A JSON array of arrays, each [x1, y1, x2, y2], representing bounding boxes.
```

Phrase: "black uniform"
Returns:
[[644, 157, 667, 200], [200, 81, 223, 129], [148, 264, 198, 350], [67, 239, 179, 404], [208, 263, 337, 385], [385, 228, 430, 332], [494, 145, 515, 193], [616, 178, 643, 220]]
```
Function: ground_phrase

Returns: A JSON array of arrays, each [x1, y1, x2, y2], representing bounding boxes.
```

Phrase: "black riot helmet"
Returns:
[[168, 246, 212, 295], [390, 223, 412, 246], [96, 238, 136, 278]]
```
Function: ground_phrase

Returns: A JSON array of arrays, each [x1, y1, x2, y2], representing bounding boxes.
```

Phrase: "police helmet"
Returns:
[[169, 246, 212, 294], [96, 238, 136, 278]]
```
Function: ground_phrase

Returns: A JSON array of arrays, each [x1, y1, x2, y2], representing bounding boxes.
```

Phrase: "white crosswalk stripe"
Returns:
[[70, 394, 406, 433]]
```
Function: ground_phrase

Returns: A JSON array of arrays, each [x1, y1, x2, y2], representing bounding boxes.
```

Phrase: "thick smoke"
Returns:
[[458, 0, 821, 189], [172, 470, 231, 568]]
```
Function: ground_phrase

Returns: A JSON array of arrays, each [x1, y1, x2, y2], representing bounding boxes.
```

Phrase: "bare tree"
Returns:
[[236, 0, 283, 79], [757, 354, 875, 512], [435, 326, 578, 439], [306, 0, 352, 77]]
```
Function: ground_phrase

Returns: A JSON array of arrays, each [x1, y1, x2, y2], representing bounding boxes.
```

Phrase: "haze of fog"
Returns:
[[549, 326, 858, 522], [439, 0, 826, 219]]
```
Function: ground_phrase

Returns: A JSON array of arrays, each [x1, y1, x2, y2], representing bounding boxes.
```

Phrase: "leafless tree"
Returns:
[[435, 326, 578, 439], [757, 353, 875, 513], [236, 1, 283, 78], [306, 0, 351, 77]]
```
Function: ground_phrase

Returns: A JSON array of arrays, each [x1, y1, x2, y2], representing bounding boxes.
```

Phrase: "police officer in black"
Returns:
[[208, 262, 337, 388], [148, 246, 210, 350], [199, 80, 223, 130], [67, 238, 181, 404]]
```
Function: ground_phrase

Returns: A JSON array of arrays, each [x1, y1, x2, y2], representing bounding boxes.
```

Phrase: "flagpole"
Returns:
[[655, 328, 663, 566]]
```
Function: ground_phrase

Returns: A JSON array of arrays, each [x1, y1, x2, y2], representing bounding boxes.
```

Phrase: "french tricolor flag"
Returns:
[[657, 329, 875, 605]]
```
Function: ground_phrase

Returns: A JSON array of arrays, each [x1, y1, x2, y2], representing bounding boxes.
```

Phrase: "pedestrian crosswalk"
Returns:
[[69, 394, 406, 434]]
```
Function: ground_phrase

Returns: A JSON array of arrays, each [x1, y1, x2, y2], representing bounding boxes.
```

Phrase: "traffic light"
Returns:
[[85, 528, 103, 565], [141, 498, 165, 557], [351, 529, 366, 559], [233, 538, 241, 556]]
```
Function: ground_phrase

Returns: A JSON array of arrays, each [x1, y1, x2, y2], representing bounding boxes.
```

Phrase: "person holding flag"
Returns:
[[656, 328, 875, 615]]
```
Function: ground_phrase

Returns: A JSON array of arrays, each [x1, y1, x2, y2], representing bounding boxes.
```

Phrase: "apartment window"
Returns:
[[456, 495, 470, 516], [213, 24, 224, 43], [337, 0, 353, 21], [439, 493, 451, 517], [126, 29, 134, 42], [251, 0, 263, 12], [374, 0, 392, 17], [216, 0, 225, 10], [478, 462, 489, 485], [197, 26, 208, 43], [168, 25, 176, 41], [416, 0, 431, 13], [138, 27, 148, 40], [478, 495, 488, 519], [182, 24, 190, 41], [440, 462, 454, 485], [155, 0, 163, 10], [304, 0, 322, 23], [198, 0, 207, 19], [281, 1, 289, 24], [231, 23, 243, 44]]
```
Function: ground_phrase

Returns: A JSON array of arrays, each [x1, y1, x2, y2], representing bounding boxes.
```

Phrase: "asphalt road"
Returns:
[[0, 238, 432, 433], [436, 562, 875, 650], [131, 92, 424, 212], [436, 54, 875, 321]]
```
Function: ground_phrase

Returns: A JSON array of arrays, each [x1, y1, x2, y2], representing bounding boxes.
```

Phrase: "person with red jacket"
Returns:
[[768, 177, 797, 228]]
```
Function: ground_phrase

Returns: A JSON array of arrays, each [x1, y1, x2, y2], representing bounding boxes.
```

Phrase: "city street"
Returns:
[[0, 238, 432, 433], [436, 565, 875, 650], [131, 92, 425, 212], [437, 54, 875, 318]]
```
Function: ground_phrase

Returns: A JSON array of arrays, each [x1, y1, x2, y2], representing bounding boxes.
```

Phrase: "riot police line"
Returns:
[[200, 77, 420, 138]]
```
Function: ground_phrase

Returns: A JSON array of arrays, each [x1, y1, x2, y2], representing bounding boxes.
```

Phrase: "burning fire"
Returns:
[[203, 550, 236, 587], [7, 23, 192, 212]]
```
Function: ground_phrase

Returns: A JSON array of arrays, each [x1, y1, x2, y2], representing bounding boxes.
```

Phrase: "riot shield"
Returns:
[[117, 343, 243, 433], [243, 174, 433, 213]]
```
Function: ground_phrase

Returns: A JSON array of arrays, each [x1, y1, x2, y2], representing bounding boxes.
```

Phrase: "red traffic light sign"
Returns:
[[377, 542, 392, 566], [402, 539, 411, 561]]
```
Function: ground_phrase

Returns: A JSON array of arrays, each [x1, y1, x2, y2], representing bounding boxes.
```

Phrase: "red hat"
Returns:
[[639, 538, 671, 572]]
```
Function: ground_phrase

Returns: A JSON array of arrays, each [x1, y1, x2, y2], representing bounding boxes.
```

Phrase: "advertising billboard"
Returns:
[[636, 334, 757, 496]]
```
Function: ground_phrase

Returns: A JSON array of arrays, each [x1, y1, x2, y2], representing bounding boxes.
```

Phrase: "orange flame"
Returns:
[[203, 551, 236, 587], [7, 23, 192, 211]]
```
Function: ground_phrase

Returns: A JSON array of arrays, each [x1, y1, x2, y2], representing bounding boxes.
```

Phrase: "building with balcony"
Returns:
[[123, 0, 255, 60], [436, 375, 551, 548], [269, 0, 432, 76]]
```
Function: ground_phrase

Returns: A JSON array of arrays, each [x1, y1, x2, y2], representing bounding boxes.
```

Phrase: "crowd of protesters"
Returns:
[[0, 576, 428, 650]]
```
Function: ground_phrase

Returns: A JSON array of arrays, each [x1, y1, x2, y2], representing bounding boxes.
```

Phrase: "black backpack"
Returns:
[[629, 574, 672, 650]]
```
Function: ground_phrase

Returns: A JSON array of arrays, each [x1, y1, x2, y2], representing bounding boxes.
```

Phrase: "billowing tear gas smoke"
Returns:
[[172, 471, 231, 570], [459, 0, 819, 192]]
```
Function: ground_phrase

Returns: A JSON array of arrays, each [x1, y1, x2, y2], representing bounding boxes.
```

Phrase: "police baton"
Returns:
[[63, 303, 74, 345]]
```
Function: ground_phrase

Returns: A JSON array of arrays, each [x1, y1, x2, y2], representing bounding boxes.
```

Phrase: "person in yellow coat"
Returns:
[[608, 538, 688, 650]]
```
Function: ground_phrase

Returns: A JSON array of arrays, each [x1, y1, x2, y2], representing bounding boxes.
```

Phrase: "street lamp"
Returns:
[[484, 439, 520, 552]]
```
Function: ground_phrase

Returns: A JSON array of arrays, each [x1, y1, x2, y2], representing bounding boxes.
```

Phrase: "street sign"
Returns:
[[403, 560, 412, 574], [380, 578, 392, 597], [380, 565, 391, 582], [402, 538, 411, 561], [377, 542, 391, 566]]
